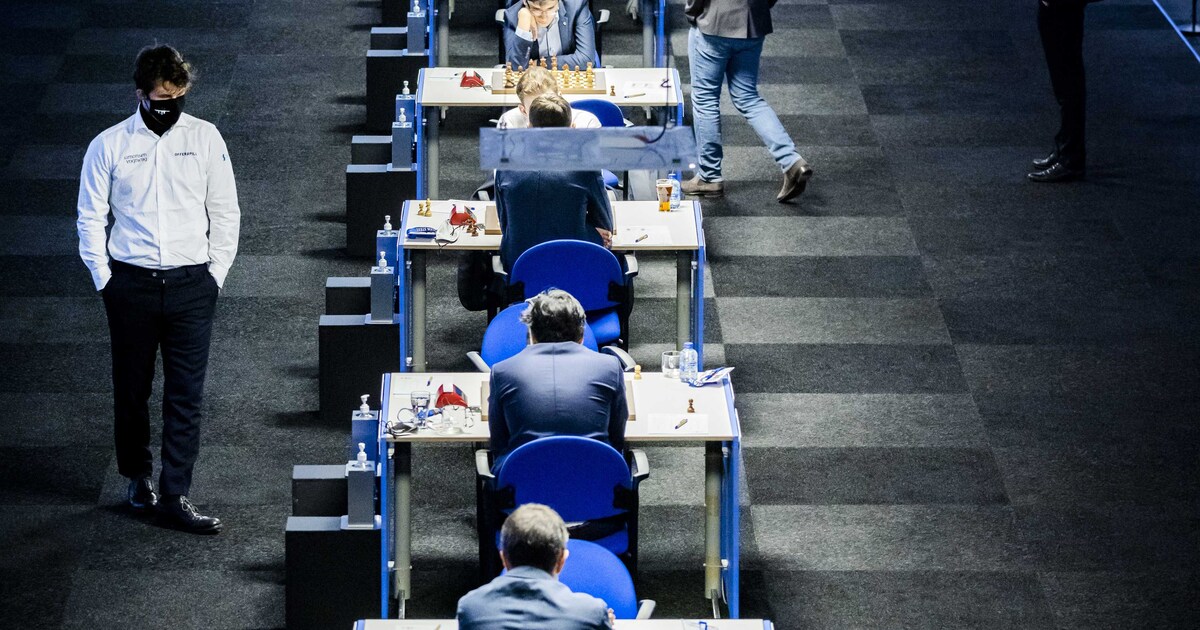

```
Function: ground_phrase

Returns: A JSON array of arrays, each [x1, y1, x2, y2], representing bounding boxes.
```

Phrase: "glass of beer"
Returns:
[[655, 178, 673, 212]]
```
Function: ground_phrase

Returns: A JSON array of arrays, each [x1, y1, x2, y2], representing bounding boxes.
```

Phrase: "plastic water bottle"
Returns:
[[680, 342, 698, 385], [669, 174, 682, 210]]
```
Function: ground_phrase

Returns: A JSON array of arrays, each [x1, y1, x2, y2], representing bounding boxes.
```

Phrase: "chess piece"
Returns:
[[586, 62, 595, 88], [633, 365, 642, 380], [383, 215, 392, 231], [540, 57, 546, 69], [551, 55, 558, 71], [359, 394, 371, 414], [687, 399, 695, 414], [413, 0, 420, 13], [402, 80, 410, 96], [378, 251, 388, 267], [609, 85, 616, 97]]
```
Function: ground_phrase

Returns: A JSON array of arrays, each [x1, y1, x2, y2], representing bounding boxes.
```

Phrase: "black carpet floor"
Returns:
[[2, 0, 1199, 628]]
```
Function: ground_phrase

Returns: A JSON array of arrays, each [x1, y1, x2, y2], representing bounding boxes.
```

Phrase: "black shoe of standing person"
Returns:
[[127, 477, 158, 511], [777, 160, 813, 202], [159, 495, 223, 534], [1031, 152, 1059, 170], [1028, 161, 1085, 183]]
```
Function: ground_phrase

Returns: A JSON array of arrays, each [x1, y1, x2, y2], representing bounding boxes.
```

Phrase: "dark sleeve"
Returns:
[[504, 5, 536, 68], [608, 362, 627, 453], [685, 0, 710, 20], [558, 2, 597, 69], [488, 370, 510, 456], [584, 172, 613, 231]]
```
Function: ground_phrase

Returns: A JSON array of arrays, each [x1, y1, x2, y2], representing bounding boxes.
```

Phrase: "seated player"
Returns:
[[457, 503, 615, 629], [494, 94, 613, 271], [498, 65, 600, 130], [504, 0, 597, 70], [487, 290, 628, 471]]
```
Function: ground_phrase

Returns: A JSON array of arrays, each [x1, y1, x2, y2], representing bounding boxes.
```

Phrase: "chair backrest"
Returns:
[[571, 99, 624, 128], [481, 302, 599, 367], [496, 436, 631, 523], [559, 540, 638, 618], [510, 240, 624, 312]]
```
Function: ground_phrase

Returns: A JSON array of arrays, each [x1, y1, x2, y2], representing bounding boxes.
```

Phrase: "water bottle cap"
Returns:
[[683, 342, 694, 350]]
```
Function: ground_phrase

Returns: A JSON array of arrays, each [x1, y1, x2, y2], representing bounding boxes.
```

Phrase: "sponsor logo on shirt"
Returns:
[[123, 153, 148, 164], [174, 151, 197, 157]]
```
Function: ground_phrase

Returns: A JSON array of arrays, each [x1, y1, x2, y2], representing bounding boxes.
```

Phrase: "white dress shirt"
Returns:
[[77, 109, 240, 290], [516, 10, 563, 58], [497, 107, 601, 130]]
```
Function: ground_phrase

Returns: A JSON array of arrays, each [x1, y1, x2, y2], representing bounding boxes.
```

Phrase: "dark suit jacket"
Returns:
[[495, 169, 613, 271], [686, 0, 777, 39], [488, 342, 628, 469], [504, 0, 597, 69], [457, 565, 611, 630]]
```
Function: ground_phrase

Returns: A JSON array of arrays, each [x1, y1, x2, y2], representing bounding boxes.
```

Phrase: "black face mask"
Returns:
[[141, 95, 185, 134]]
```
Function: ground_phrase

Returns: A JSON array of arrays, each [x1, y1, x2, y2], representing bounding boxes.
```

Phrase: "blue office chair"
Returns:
[[572, 99, 628, 193], [468, 302, 637, 371], [467, 302, 598, 370], [496, 2, 610, 66], [476, 436, 649, 579], [501, 239, 638, 348], [501, 539, 656, 619]]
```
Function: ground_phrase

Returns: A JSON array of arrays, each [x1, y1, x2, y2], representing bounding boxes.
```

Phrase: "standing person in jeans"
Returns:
[[682, 0, 812, 202], [77, 45, 240, 534]]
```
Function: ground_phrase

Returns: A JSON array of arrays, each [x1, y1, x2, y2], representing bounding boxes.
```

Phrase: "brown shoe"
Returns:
[[777, 160, 813, 202], [681, 176, 724, 198]]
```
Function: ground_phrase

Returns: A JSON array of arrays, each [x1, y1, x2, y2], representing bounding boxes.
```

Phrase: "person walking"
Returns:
[[682, 0, 812, 201], [77, 45, 240, 534]]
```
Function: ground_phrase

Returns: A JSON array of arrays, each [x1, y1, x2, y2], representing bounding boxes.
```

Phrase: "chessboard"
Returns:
[[492, 61, 608, 95]]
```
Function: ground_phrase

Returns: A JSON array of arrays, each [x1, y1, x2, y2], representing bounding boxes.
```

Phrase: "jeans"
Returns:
[[688, 27, 801, 182]]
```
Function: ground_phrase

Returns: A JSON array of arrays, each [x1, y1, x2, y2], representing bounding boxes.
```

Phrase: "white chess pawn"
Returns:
[[356, 442, 369, 468], [383, 215, 392, 231], [359, 394, 371, 414], [412, 0, 421, 13], [378, 251, 388, 267], [402, 80, 410, 96], [398, 109, 407, 123]]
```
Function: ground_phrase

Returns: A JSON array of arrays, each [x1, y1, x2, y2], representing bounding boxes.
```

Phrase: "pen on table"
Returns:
[[635, 233, 649, 243], [626, 91, 646, 98], [675, 418, 688, 430], [426, 377, 432, 386]]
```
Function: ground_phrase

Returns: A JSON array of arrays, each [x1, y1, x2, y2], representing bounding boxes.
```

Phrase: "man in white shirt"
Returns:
[[497, 65, 601, 130], [77, 45, 239, 534]]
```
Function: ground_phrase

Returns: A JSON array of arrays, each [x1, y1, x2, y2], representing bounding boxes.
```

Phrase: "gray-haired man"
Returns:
[[457, 503, 614, 629]]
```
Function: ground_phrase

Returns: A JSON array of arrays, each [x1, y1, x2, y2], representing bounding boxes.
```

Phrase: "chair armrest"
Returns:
[[466, 351, 491, 373], [636, 600, 656, 619], [601, 346, 636, 371], [629, 448, 649, 482], [597, 9, 610, 25], [475, 449, 495, 479], [495, 9, 505, 24], [623, 253, 639, 277]]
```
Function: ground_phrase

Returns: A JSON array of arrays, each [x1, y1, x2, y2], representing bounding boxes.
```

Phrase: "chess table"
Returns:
[[414, 66, 683, 199], [373, 371, 744, 620]]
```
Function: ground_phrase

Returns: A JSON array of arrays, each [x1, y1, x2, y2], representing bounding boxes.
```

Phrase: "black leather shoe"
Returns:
[[777, 160, 813, 202], [159, 495, 223, 534], [1028, 161, 1085, 183], [1032, 152, 1059, 170], [127, 477, 158, 511]]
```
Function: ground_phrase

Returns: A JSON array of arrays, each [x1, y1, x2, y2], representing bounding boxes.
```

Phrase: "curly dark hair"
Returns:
[[133, 45, 194, 95]]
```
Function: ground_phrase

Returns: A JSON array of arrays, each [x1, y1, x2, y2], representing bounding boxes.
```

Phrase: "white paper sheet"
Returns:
[[615, 225, 672, 247], [647, 413, 710, 435]]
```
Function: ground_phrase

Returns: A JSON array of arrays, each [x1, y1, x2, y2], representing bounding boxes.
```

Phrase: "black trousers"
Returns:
[[1038, 0, 1089, 166], [102, 261, 218, 496]]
